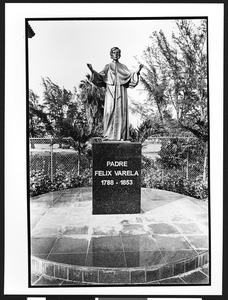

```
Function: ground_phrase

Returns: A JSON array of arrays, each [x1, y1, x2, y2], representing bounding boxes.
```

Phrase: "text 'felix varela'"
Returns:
[[94, 161, 139, 176]]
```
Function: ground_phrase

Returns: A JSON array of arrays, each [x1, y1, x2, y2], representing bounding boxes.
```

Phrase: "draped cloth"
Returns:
[[91, 61, 140, 141]]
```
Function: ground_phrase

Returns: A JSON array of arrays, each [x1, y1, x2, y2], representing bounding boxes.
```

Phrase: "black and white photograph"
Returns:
[[28, 16, 210, 287], [4, 2, 224, 296]]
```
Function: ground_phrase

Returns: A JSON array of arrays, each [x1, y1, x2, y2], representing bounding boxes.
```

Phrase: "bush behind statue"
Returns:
[[30, 157, 208, 200], [30, 168, 92, 197], [141, 168, 208, 200]]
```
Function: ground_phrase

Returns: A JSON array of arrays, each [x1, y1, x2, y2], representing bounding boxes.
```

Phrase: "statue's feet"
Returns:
[[101, 138, 132, 142], [125, 138, 133, 142]]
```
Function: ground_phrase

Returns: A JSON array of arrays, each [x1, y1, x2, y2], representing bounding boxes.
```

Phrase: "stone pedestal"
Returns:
[[92, 142, 141, 214]]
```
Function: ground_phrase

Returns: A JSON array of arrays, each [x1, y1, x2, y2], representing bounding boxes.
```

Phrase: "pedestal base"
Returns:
[[92, 142, 141, 214]]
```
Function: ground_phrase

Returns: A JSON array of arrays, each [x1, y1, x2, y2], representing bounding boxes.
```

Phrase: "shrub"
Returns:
[[30, 169, 52, 196], [30, 156, 208, 200], [30, 167, 92, 197], [141, 168, 208, 199]]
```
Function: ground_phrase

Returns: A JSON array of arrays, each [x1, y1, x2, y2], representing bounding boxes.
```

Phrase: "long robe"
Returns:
[[91, 61, 139, 141]]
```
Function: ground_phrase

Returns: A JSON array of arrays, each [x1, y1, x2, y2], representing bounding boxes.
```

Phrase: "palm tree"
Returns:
[[29, 89, 52, 138], [78, 74, 105, 134], [140, 20, 208, 141]]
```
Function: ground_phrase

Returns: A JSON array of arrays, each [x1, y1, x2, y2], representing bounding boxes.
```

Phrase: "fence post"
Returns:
[[77, 149, 80, 176], [50, 137, 53, 182]]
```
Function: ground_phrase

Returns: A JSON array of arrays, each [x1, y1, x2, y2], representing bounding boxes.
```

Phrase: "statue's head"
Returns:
[[110, 47, 121, 61]]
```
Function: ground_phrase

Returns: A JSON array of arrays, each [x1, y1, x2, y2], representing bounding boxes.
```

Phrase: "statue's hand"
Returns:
[[87, 63, 94, 73], [137, 64, 144, 74]]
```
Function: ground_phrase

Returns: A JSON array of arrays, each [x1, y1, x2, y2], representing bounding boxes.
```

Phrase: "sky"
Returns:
[[28, 19, 178, 94], [27, 18, 198, 126]]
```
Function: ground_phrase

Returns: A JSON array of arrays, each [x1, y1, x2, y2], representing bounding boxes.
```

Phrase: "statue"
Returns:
[[87, 47, 143, 141]]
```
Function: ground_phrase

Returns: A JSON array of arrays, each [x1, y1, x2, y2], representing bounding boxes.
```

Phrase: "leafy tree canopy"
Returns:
[[78, 74, 105, 134], [139, 19, 208, 141], [29, 89, 52, 137]]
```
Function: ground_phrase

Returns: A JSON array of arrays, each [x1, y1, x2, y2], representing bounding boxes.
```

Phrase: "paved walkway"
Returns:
[[30, 187, 209, 285]]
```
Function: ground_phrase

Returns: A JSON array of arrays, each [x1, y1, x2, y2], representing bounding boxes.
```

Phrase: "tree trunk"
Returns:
[[77, 149, 81, 176], [157, 103, 164, 125], [186, 150, 189, 180], [50, 137, 53, 182]]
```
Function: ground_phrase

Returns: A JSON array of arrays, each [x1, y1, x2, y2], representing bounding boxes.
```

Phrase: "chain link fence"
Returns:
[[29, 136, 208, 199], [141, 136, 208, 199], [142, 136, 208, 182], [29, 138, 90, 181]]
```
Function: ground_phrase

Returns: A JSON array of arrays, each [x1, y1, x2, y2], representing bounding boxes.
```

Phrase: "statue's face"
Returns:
[[111, 49, 121, 61]]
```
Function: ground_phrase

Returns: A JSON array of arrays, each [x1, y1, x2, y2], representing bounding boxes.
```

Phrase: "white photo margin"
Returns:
[[5, 2, 224, 296]]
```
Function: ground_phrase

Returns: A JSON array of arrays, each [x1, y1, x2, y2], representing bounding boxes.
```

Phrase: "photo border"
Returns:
[[25, 16, 211, 289], [6, 4, 224, 298]]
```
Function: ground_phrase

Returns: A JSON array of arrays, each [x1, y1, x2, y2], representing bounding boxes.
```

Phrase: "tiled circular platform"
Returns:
[[31, 187, 209, 285]]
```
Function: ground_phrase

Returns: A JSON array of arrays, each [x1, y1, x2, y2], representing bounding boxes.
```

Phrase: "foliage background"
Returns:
[[29, 19, 208, 200]]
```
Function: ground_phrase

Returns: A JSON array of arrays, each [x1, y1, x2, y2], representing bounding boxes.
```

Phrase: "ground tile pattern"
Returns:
[[31, 187, 209, 285]]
